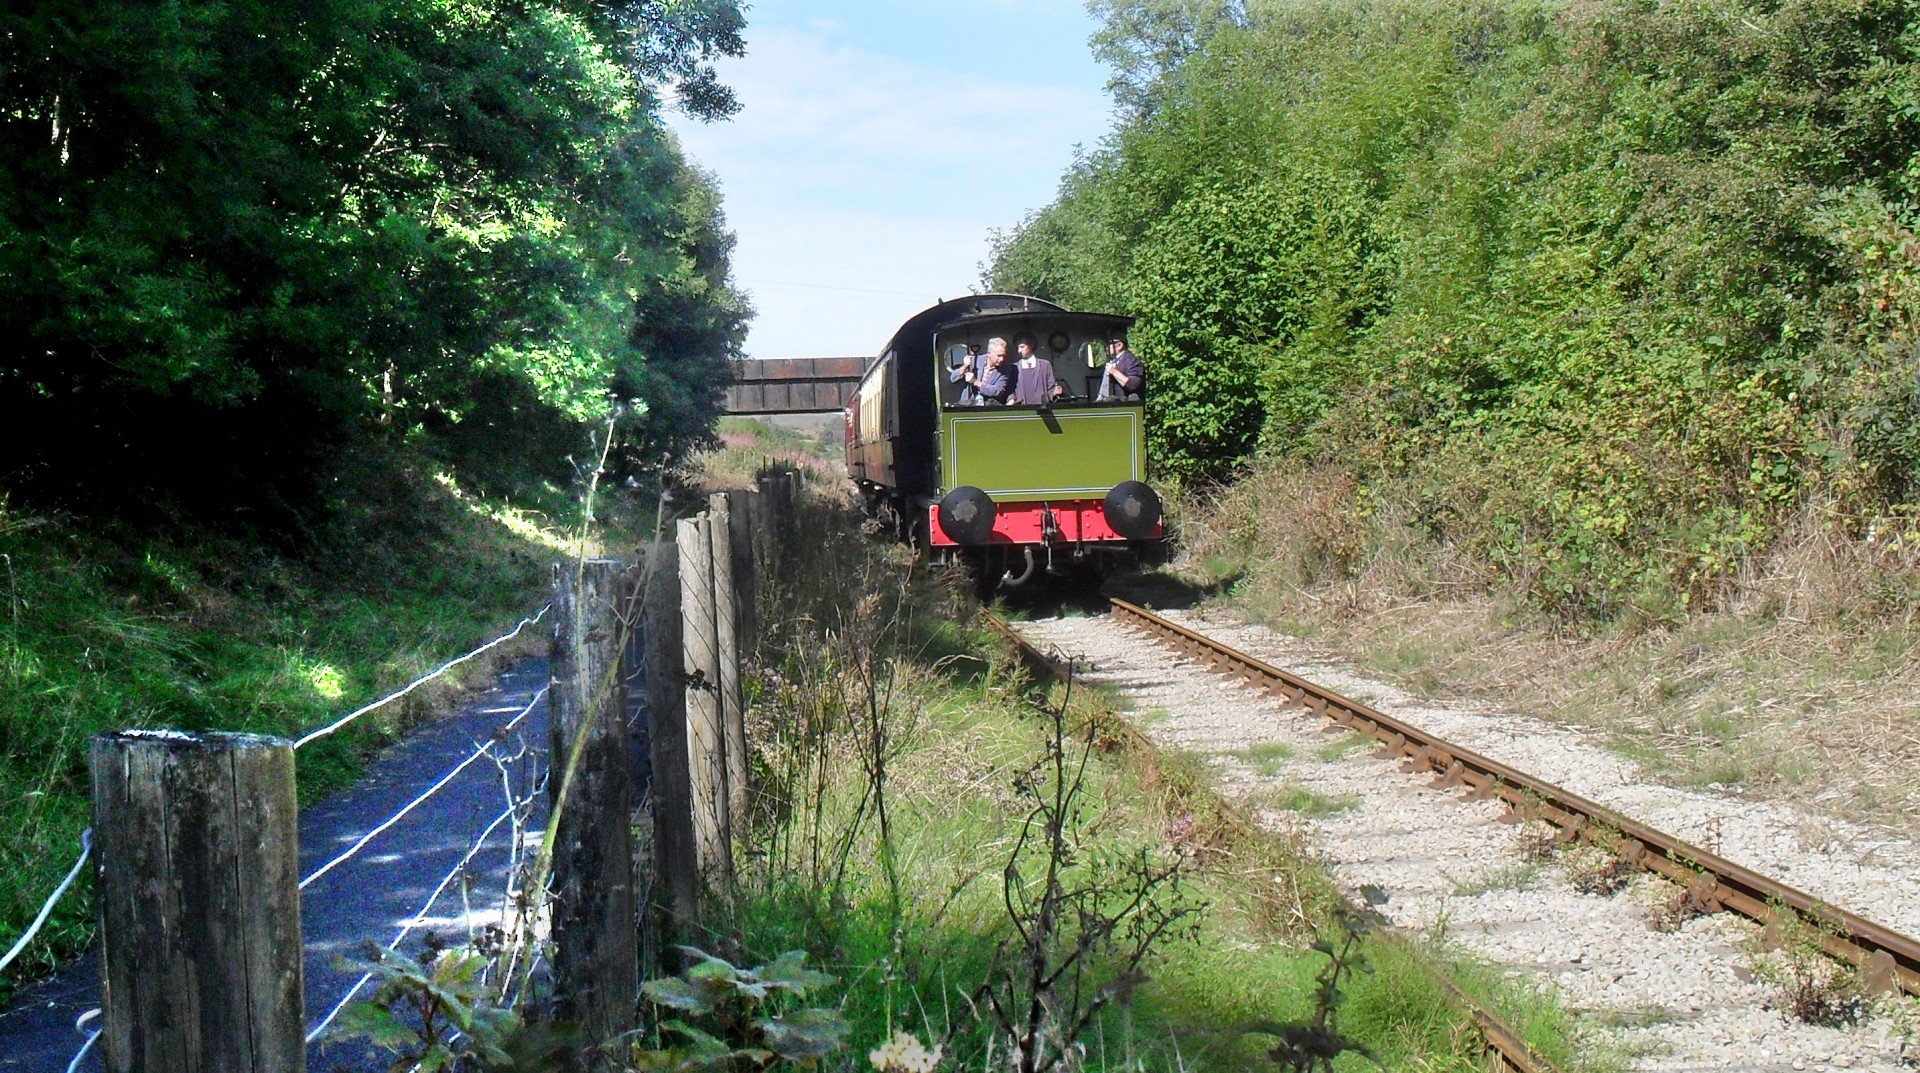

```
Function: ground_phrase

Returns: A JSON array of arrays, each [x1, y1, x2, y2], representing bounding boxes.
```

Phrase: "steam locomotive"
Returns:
[[845, 294, 1165, 591]]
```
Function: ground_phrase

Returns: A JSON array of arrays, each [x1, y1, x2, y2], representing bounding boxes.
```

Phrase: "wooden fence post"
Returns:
[[92, 730, 305, 1073], [755, 476, 778, 574], [708, 494, 749, 834], [620, 553, 651, 796], [727, 489, 758, 664], [549, 559, 639, 1052], [751, 479, 772, 589], [678, 516, 731, 886], [644, 539, 699, 928], [756, 474, 793, 570], [620, 551, 656, 979]]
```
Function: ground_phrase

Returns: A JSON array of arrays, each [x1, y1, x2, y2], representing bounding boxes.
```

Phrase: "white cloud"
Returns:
[[671, 19, 1114, 357]]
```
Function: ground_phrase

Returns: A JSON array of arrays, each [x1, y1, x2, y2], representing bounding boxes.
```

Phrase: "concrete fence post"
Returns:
[[549, 559, 639, 1051], [91, 730, 305, 1073]]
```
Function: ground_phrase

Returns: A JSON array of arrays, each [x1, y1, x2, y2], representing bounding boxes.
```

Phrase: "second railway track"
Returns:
[[998, 600, 1920, 1072]]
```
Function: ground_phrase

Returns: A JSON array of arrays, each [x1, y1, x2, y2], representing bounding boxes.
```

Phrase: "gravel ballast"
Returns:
[[1016, 609, 1919, 1073]]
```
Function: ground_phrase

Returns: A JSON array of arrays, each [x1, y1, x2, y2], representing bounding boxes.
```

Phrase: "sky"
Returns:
[[667, 1, 1118, 359]]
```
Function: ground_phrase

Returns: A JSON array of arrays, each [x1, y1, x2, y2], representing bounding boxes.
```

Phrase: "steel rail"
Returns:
[[1107, 597, 1920, 998], [977, 609, 1565, 1073]]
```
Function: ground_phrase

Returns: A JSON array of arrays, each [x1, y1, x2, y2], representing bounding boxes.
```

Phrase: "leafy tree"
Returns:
[[1128, 170, 1386, 477], [0, 0, 748, 527], [1088, 0, 1251, 118]]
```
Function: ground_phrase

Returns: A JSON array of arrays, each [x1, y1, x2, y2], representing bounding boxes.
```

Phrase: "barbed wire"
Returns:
[[299, 686, 546, 891], [293, 604, 550, 751], [305, 794, 525, 1044], [0, 829, 92, 979]]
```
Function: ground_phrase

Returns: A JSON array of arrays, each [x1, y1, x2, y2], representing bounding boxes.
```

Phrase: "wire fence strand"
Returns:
[[293, 605, 550, 751], [299, 687, 545, 890], [64, 1028, 99, 1073], [0, 829, 92, 978], [305, 796, 524, 1043], [23, 600, 554, 1070]]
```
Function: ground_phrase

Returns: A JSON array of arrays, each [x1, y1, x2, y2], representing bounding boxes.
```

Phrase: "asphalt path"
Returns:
[[0, 656, 553, 1073]]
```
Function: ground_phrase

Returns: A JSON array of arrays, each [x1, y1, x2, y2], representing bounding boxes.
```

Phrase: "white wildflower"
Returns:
[[869, 1029, 943, 1073]]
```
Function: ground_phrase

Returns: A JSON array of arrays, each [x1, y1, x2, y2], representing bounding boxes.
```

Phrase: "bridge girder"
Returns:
[[724, 357, 867, 415]]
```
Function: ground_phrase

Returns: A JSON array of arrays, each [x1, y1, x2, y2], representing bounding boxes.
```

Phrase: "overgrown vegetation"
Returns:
[[994, 0, 1920, 626], [1, 0, 753, 1004], [1748, 902, 1869, 1028], [701, 418, 841, 492], [305, 435, 1594, 1070]]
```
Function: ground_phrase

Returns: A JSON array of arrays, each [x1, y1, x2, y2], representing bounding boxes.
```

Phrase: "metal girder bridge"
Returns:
[[724, 357, 867, 415]]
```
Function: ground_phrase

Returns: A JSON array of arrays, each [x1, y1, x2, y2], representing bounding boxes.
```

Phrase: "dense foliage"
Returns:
[[0, 0, 750, 527], [994, 0, 1920, 618]]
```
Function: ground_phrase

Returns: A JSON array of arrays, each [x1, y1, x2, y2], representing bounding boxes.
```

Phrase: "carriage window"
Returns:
[[945, 343, 972, 369], [1080, 340, 1103, 368]]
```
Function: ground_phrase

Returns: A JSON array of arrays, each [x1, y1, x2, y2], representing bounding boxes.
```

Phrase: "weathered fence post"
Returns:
[[550, 559, 639, 1052], [785, 471, 803, 546], [708, 494, 748, 834], [756, 474, 793, 571], [643, 539, 698, 926], [754, 475, 778, 573], [91, 730, 305, 1073], [620, 550, 655, 979], [620, 554, 651, 795], [727, 489, 758, 664], [678, 516, 732, 886]]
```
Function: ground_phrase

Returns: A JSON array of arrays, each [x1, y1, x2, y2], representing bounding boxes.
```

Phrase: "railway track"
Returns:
[[985, 599, 1920, 1071], [978, 608, 1569, 1073], [1095, 597, 1920, 1001]]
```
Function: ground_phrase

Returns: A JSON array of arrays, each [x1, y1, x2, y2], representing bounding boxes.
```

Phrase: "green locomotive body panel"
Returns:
[[940, 407, 1142, 502]]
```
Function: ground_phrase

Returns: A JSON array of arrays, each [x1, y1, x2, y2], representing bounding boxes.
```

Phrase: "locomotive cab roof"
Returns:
[[874, 294, 1063, 362], [930, 309, 1132, 338], [870, 293, 1131, 370]]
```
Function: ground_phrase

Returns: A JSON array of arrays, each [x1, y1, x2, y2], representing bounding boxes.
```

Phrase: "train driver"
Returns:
[[1012, 335, 1062, 406], [1101, 334, 1145, 401], [972, 337, 1011, 405]]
